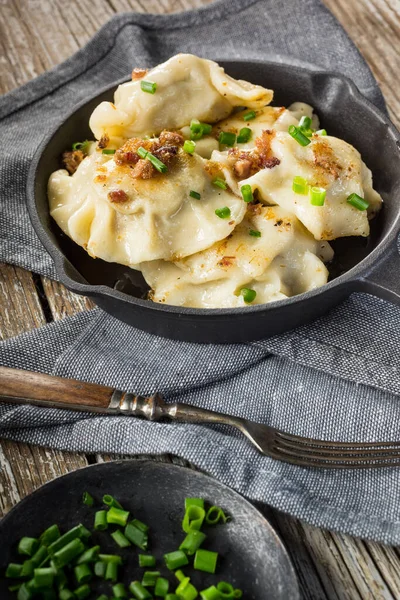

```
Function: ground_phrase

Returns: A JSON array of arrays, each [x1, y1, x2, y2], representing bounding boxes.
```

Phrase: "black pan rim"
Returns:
[[26, 58, 400, 317]]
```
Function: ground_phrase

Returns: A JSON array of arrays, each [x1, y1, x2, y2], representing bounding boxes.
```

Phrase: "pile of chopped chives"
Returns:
[[4, 491, 243, 600]]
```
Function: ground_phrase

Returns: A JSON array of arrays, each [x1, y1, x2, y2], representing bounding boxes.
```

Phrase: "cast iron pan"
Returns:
[[0, 460, 299, 599], [27, 60, 400, 343]]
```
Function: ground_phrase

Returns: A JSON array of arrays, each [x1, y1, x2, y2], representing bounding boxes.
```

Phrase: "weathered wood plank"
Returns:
[[41, 278, 94, 320]]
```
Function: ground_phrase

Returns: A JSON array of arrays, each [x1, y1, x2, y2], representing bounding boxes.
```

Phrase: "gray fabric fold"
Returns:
[[1, 0, 399, 544]]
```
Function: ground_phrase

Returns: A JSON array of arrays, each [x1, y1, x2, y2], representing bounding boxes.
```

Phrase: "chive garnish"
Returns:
[[137, 146, 168, 173], [316, 128, 327, 136], [292, 176, 309, 195], [189, 190, 201, 200], [113, 583, 128, 598], [243, 110, 256, 121], [106, 506, 130, 527], [241, 184, 253, 203], [138, 554, 156, 568], [190, 119, 212, 140], [74, 564, 92, 585], [309, 186, 326, 206], [288, 125, 311, 146], [183, 140, 196, 154], [129, 581, 152, 600], [5, 563, 23, 578], [111, 530, 131, 548], [155, 577, 170, 597], [94, 510, 108, 531], [240, 288, 257, 304], [218, 131, 236, 146], [193, 549, 218, 574], [237, 127, 252, 143], [179, 530, 207, 556], [82, 492, 94, 506], [102, 149, 116, 155], [213, 177, 227, 190], [185, 498, 205, 510], [298, 115, 312, 130], [105, 560, 119, 582], [215, 207, 231, 219], [249, 229, 261, 237], [72, 140, 91, 153], [347, 192, 369, 211], [141, 570, 161, 587], [164, 550, 189, 571], [74, 584, 91, 599], [18, 538, 39, 557], [140, 80, 157, 94]]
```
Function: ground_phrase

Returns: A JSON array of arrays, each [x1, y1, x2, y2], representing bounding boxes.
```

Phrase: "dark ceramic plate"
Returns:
[[27, 60, 400, 342], [0, 461, 299, 599]]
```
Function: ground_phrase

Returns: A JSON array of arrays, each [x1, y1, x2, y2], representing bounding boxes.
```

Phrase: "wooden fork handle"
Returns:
[[0, 365, 117, 412]]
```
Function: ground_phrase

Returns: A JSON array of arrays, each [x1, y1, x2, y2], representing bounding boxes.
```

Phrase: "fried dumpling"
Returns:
[[140, 205, 333, 308], [48, 142, 246, 266], [89, 54, 273, 140]]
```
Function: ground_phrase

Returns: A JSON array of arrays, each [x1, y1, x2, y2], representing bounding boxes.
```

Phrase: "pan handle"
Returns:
[[359, 240, 400, 305]]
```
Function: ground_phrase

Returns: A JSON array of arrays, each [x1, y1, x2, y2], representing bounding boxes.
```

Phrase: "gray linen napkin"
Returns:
[[1, 0, 399, 545]]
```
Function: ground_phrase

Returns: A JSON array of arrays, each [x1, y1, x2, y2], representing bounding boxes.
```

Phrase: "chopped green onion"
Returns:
[[175, 570, 186, 582], [347, 192, 369, 211], [98, 554, 123, 564], [215, 207, 231, 219], [40, 525, 60, 547], [137, 147, 168, 173], [179, 530, 207, 556], [107, 506, 130, 527], [237, 127, 252, 143], [213, 177, 227, 190], [233, 589, 243, 598], [111, 529, 131, 548], [103, 494, 122, 510], [102, 148, 116, 155], [124, 522, 148, 550], [129, 580, 153, 600], [74, 584, 91, 600], [190, 120, 212, 140], [138, 554, 156, 568], [142, 570, 161, 586], [76, 545, 100, 564], [95, 595, 109, 600], [219, 131, 236, 146], [309, 186, 326, 206], [298, 115, 312, 130], [183, 140, 196, 154], [72, 140, 91, 154], [131, 519, 149, 533], [175, 577, 198, 600], [6, 563, 24, 578], [74, 563, 92, 585], [113, 582, 128, 598], [249, 229, 261, 237], [217, 582, 236, 598], [164, 550, 189, 571], [288, 125, 311, 146], [18, 537, 39, 557], [48, 525, 90, 555], [53, 539, 86, 569], [316, 128, 327, 136], [205, 505, 230, 525], [185, 498, 205, 510], [33, 566, 54, 588], [155, 577, 170, 597], [94, 561, 107, 578], [239, 288, 257, 304], [292, 176, 309, 195], [200, 586, 221, 600], [241, 184, 253, 203], [105, 560, 119, 582], [189, 190, 201, 200], [59, 590, 75, 600], [243, 110, 256, 121], [8, 584, 21, 593], [193, 549, 218, 574], [20, 560, 34, 577], [165, 596, 179, 600], [182, 505, 206, 532], [30, 545, 47, 567], [16, 583, 32, 600], [94, 510, 108, 531], [140, 81, 157, 94]]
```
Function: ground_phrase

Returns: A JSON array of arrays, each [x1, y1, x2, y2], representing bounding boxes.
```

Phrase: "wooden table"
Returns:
[[1, 1, 400, 597]]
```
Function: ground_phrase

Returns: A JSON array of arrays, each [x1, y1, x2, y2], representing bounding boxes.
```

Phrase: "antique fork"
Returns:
[[1, 365, 400, 469]]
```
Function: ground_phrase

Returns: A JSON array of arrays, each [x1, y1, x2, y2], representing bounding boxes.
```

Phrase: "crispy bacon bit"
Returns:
[[97, 134, 110, 149], [234, 159, 252, 179], [108, 189, 129, 203], [313, 140, 342, 179], [260, 156, 280, 169], [131, 67, 148, 81], [159, 130, 184, 146], [62, 150, 85, 175], [218, 256, 236, 267], [114, 133, 180, 178]]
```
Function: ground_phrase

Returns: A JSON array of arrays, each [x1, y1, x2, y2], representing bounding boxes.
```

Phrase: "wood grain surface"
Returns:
[[1, 1, 400, 598]]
